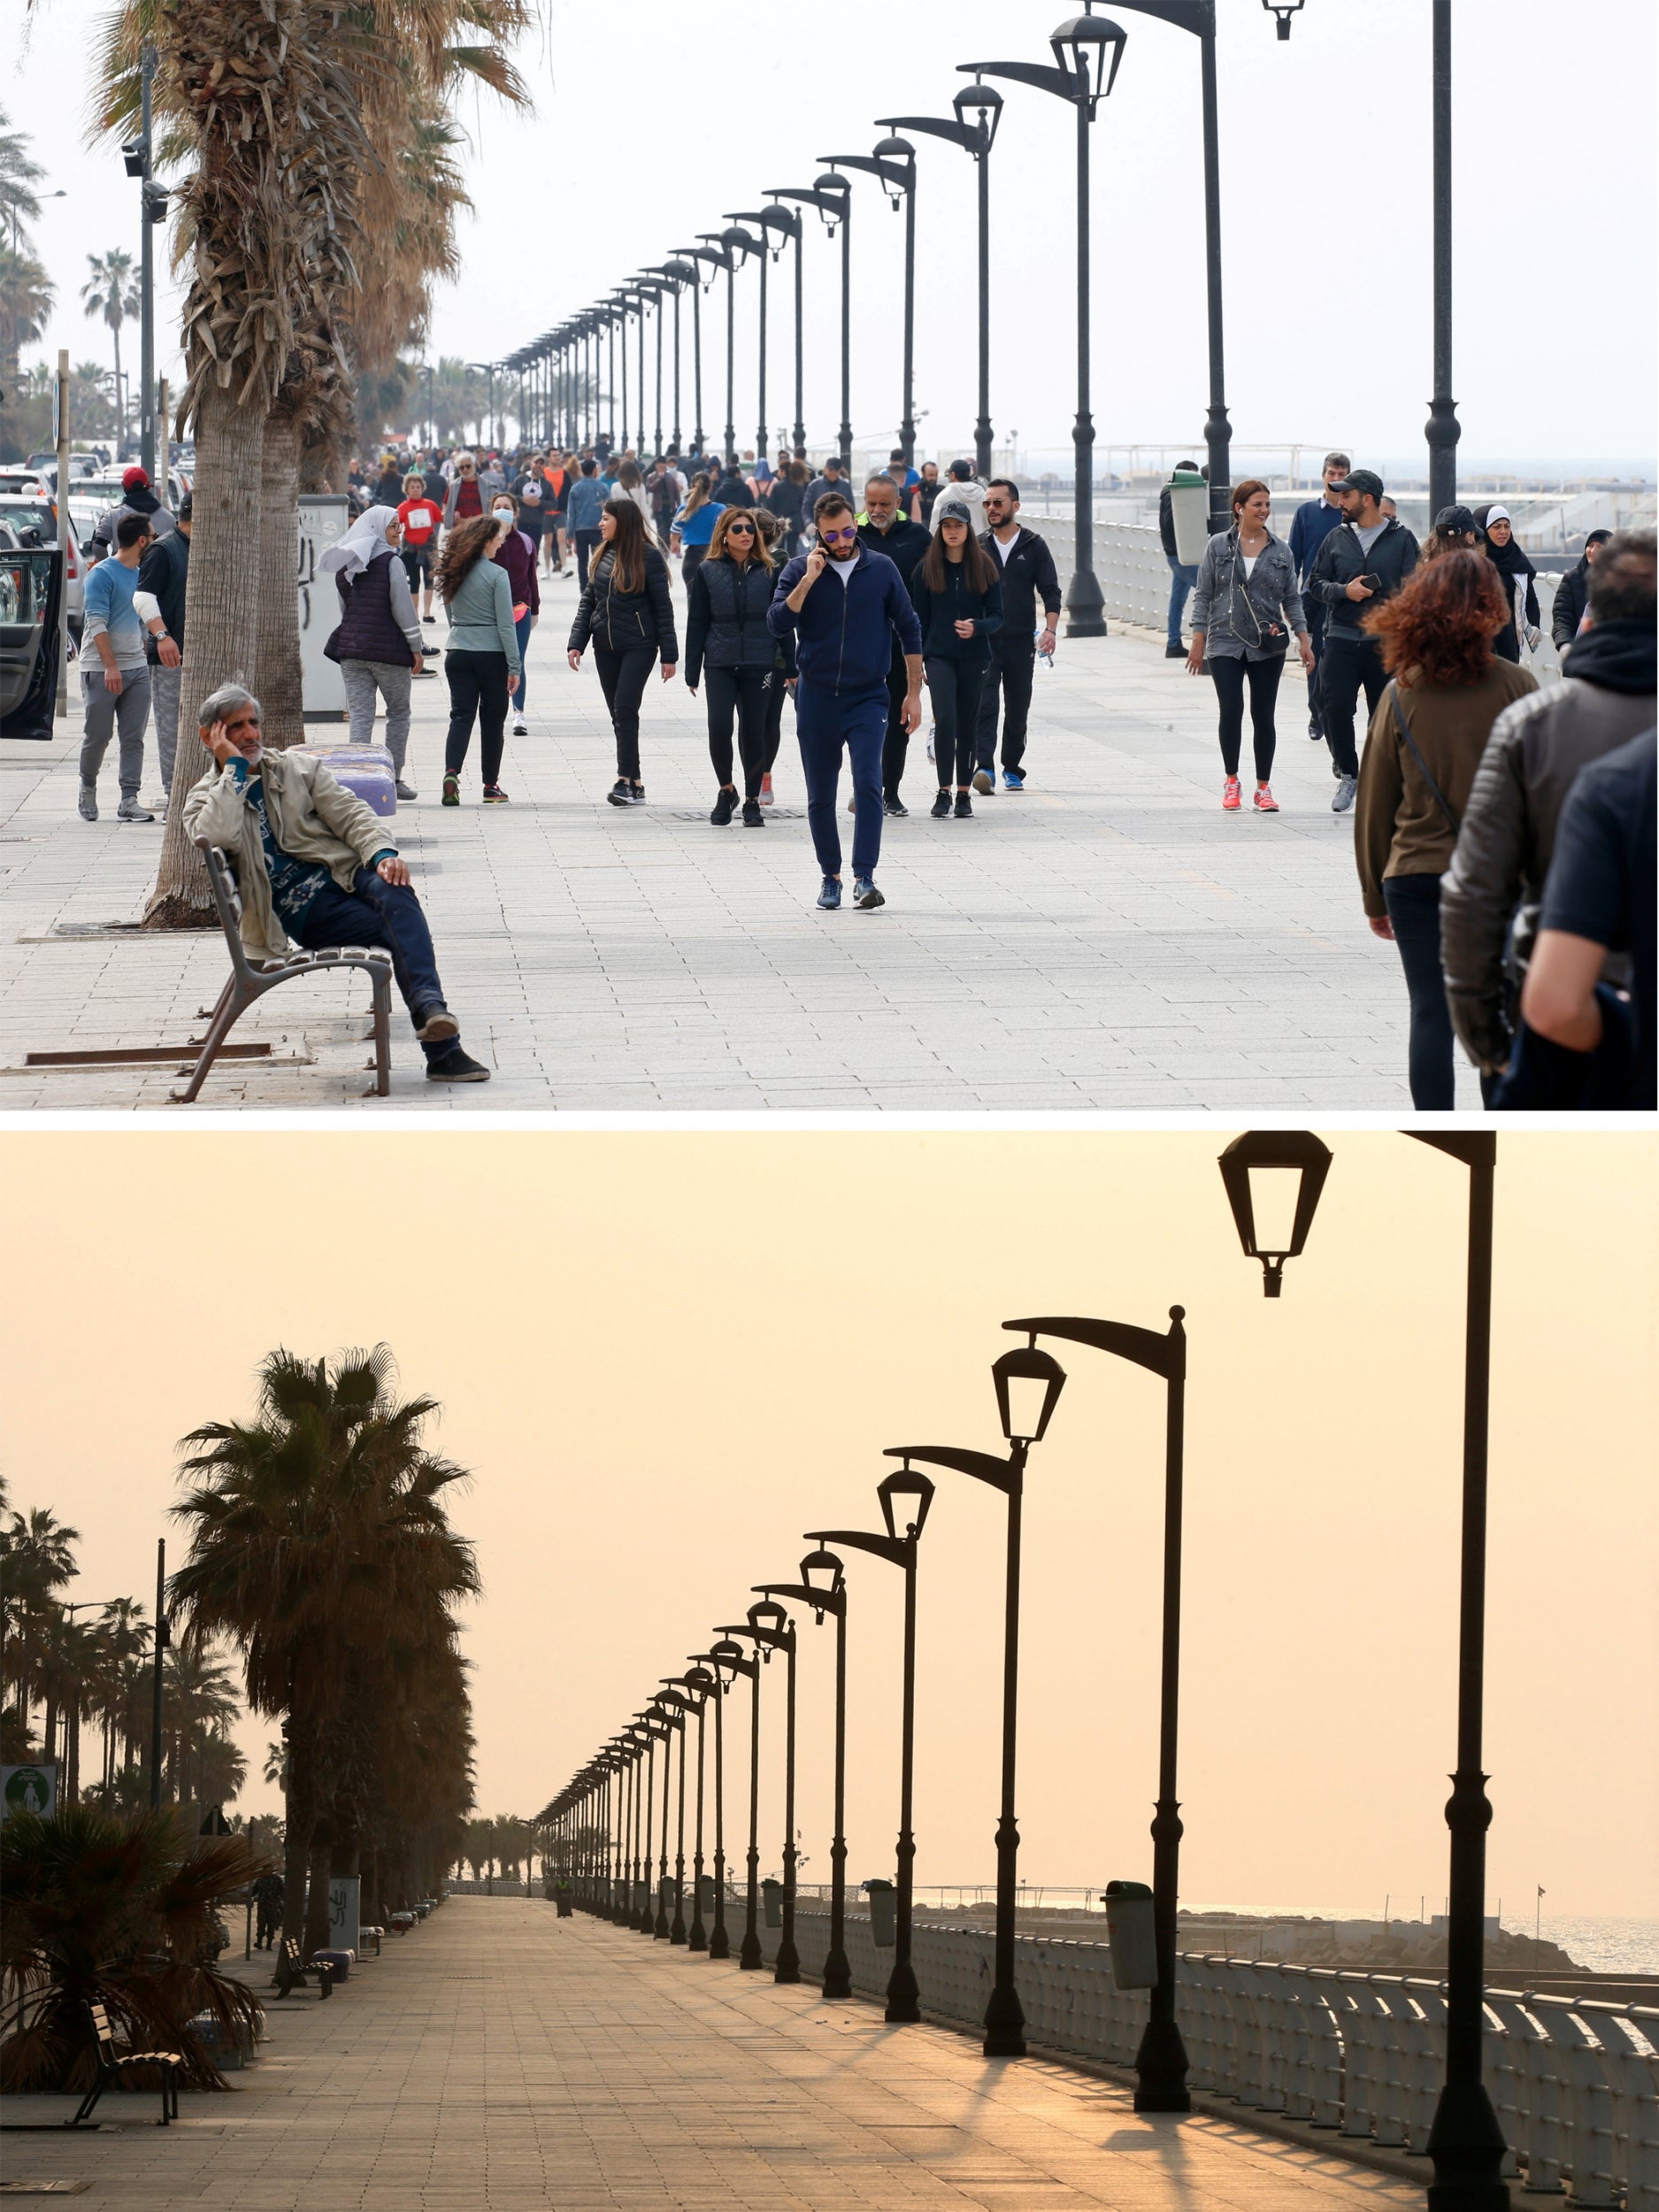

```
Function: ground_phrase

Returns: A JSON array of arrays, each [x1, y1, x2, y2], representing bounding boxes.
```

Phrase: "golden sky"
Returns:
[[4, 1129, 1654, 1924]]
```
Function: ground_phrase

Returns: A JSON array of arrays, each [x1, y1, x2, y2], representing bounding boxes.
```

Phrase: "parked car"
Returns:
[[0, 496, 84, 639], [76, 467, 190, 536], [0, 541, 64, 741]]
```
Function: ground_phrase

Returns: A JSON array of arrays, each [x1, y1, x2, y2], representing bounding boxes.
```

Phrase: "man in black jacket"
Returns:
[[974, 479, 1062, 792], [134, 494, 191, 810], [1551, 529, 1610, 662], [856, 474, 932, 813], [1306, 468, 1419, 810]]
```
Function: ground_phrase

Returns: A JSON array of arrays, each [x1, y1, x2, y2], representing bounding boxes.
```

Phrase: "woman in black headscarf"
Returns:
[[1472, 503, 1540, 664]]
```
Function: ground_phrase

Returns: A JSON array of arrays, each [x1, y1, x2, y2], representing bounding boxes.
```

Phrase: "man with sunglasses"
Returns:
[[769, 492, 922, 910]]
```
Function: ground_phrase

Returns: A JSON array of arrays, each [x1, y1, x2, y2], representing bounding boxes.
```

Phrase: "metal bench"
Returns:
[[272, 1935, 334, 2000], [171, 836, 393, 1103], [70, 2000, 182, 2126]]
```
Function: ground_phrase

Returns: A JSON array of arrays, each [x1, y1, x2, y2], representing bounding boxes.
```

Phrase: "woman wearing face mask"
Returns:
[[683, 506, 779, 826], [489, 492, 540, 737], [909, 499, 1002, 818], [1187, 480, 1314, 812], [567, 497, 679, 806], [436, 511, 521, 806], [1473, 503, 1540, 664]]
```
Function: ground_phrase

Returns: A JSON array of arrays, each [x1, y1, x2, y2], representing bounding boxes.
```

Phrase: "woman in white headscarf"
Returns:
[[321, 505, 426, 798], [1472, 503, 1540, 665]]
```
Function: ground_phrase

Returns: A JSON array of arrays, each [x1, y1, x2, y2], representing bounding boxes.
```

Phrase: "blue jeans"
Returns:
[[795, 679, 888, 879], [1165, 553, 1199, 649], [1381, 872, 1454, 1110], [297, 866, 453, 1062], [514, 611, 533, 709]]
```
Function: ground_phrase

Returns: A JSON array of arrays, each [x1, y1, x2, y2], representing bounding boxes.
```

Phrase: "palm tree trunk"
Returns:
[[303, 1832, 332, 1955], [143, 378, 270, 926], [256, 405, 305, 749]]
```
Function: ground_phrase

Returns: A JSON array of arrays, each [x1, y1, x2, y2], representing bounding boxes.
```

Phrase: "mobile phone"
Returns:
[[1361, 573, 1381, 592]]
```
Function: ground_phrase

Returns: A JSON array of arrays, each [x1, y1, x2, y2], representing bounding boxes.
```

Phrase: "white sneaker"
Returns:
[[512, 716, 527, 736]]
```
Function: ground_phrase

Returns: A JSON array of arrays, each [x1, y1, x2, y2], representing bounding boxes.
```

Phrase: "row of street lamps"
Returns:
[[541, 1129, 1512, 2212]]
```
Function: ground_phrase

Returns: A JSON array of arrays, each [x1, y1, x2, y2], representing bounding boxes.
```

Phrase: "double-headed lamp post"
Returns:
[[886, 1342, 1068, 2057], [1002, 1304, 1193, 2112], [878, 82, 1002, 480], [703, 1641, 749, 1961], [723, 207, 801, 463], [757, 1550, 851, 2000], [965, 6, 1127, 638], [1219, 1128, 1508, 2212], [741, 1598, 799, 1982], [818, 139, 917, 473], [808, 1465, 935, 2023]]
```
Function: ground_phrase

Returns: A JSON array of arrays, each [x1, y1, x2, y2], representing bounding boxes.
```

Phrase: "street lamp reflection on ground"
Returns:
[[1220, 1130, 1509, 2212]]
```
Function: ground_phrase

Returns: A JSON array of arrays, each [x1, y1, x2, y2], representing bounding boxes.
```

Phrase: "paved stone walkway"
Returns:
[[0, 1898, 1422, 2208], [0, 588, 1472, 1109]]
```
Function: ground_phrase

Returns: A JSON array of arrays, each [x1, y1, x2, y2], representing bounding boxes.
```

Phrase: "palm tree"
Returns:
[[80, 250, 141, 450], [169, 1345, 479, 1955]]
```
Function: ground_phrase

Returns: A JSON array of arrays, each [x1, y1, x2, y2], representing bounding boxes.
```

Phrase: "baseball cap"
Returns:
[[121, 465, 150, 491], [1330, 467, 1385, 501], [933, 499, 974, 529], [1433, 503, 1478, 536]]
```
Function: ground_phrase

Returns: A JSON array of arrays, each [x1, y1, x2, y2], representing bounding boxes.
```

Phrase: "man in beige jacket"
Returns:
[[182, 682, 488, 1081]]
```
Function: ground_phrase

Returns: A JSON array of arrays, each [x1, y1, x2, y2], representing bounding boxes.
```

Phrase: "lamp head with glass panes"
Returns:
[[1217, 1130, 1333, 1297], [992, 1341, 1068, 1447]]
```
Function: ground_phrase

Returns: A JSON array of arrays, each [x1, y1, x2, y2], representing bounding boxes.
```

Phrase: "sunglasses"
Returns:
[[725, 520, 755, 534], [820, 526, 857, 543]]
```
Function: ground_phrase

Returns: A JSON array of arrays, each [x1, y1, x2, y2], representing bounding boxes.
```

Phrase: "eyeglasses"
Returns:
[[820, 526, 857, 543]]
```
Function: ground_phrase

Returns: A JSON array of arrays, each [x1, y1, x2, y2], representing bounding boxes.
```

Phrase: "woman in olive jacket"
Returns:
[[1354, 550, 1537, 1109], [567, 497, 680, 806], [1187, 480, 1313, 812]]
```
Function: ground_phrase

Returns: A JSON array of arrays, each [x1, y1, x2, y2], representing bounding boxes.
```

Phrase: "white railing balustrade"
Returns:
[[728, 1903, 1657, 2207]]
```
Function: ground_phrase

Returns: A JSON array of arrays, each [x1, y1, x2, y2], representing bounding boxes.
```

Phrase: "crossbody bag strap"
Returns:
[[1390, 681, 1460, 833]]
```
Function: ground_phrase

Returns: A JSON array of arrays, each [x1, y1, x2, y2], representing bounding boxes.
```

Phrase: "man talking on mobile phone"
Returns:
[[768, 491, 922, 911], [1306, 467, 1419, 812]]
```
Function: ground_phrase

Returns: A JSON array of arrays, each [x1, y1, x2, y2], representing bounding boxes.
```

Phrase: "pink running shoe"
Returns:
[[1222, 776, 1242, 810], [1253, 783, 1279, 811]]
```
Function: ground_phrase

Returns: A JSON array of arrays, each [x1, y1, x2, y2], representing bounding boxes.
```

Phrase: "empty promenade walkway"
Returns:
[[1, 1897, 1420, 2209]]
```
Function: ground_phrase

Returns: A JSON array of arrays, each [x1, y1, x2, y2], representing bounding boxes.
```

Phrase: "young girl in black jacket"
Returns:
[[567, 498, 680, 805], [910, 499, 1003, 817]]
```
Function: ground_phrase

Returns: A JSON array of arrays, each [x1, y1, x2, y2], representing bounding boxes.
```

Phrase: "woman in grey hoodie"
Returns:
[[1188, 480, 1313, 812]]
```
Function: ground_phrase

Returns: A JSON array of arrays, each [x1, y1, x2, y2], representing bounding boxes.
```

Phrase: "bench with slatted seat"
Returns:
[[171, 835, 393, 1103], [69, 2000, 182, 2126], [272, 1935, 334, 1999]]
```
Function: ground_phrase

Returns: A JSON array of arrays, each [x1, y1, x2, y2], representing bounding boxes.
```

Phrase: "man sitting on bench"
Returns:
[[182, 682, 488, 1082]]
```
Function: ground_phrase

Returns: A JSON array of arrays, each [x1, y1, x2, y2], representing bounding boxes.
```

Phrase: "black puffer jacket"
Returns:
[[684, 556, 776, 685], [568, 543, 679, 660]]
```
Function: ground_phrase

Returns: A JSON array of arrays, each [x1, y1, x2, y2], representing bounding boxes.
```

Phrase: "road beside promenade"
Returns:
[[0, 605, 1471, 1109], [0, 1896, 1422, 2209]]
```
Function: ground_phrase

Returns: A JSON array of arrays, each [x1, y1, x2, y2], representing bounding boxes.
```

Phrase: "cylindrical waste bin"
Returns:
[[1168, 470, 1210, 566], [762, 1878, 783, 1928], [697, 1875, 717, 1913], [864, 1878, 896, 1948], [1104, 1878, 1158, 1990]]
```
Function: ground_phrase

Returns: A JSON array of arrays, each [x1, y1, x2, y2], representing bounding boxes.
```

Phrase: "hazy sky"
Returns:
[[15, 0, 1657, 469], [4, 1128, 1654, 1925]]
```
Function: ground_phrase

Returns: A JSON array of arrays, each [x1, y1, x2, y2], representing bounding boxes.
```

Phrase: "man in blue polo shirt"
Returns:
[[769, 489, 922, 910]]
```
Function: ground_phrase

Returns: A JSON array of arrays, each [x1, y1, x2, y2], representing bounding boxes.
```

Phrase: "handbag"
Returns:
[[1226, 537, 1288, 658], [1389, 684, 1458, 832]]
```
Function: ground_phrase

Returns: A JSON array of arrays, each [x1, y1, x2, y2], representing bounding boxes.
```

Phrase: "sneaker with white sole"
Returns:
[[1222, 776, 1242, 811], [1332, 773, 1357, 812], [972, 768, 994, 795], [117, 795, 155, 822], [1253, 783, 1279, 811], [853, 876, 885, 910], [77, 786, 98, 821], [511, 716, 527, 736]]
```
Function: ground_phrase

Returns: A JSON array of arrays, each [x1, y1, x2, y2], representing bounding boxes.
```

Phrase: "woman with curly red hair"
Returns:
[[1355, 549, 1539, 1105]]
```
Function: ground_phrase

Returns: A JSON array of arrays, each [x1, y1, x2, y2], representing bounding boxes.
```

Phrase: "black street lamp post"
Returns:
[[658, 1682, 696, 1943], [653, 1694, 680, 1937], [675, 246, 733, 459], [757, 1551, 850, 2000], [885, 1342, 1067, 2056], [769, 182, 853, 470], [648, 264, 698, 455], [878, 84, 1002, 480], [699, 232, 750, 464], [712, 1613, 770, 1970], [680, 1666, 714, 1950], [807, 1466, 935, 2023], [706, 1642, 748, 1961], [818, 140, 918, 472], [742, 1598, 799, 1983], [965, 7, 1128, 638], [724, 208, 797, 461], [636, 1722, 658, 1930], [1220, 1129, 1507, 2211], [721, 228, 765, 461], [1004, 1307, 1192, 2109]]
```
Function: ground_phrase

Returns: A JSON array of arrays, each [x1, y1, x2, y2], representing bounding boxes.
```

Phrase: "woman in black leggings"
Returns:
[[1187, 480, 1313, 813], [684, 508, 779, 827], [908, 498, 1002, 818], [567, 498, 679, 806]]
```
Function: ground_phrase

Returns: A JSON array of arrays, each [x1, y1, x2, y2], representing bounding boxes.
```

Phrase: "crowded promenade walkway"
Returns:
[[0, 618, 1469, 1110], [0, 1897, 1422, 2209]]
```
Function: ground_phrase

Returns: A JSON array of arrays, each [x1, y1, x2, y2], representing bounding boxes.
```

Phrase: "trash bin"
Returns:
[[864, 1878, 896, 1948], [1104, 1879, 1158, 1990], [762, 1878, 783, 1929], [697, 1876, 717, 1914], [1167, 470, 1210, 567]]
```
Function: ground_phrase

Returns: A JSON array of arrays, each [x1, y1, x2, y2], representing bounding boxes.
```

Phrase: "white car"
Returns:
[[0, 493, 87, 637]]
